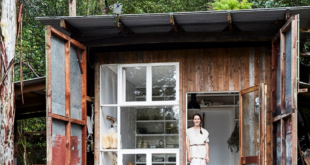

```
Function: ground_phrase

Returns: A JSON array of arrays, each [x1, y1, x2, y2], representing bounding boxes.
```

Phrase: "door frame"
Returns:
[[239, 84, 267, 165]]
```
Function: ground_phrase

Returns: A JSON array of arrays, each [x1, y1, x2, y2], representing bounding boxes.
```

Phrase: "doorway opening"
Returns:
[[186, 92, 239, 165]]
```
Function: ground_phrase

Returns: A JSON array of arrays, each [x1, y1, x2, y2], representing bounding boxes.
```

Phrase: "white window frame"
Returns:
[[100, 63, 180, 165]]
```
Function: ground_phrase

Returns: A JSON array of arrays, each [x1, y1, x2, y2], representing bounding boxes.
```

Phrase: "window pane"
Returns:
[[101, 107, 118, 149], [152, 153, 176, 164], [101, 65, 118, 104], [120, 106, 179, 149], [123, 66, 147, 102], [70, 46, 82, 119], [123, 154, 146, 165], [152, 65, 176, 101], [242, 90, 260, 158]]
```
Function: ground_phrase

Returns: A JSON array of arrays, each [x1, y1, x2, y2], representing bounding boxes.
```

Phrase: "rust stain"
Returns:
[[71, 136, 81, 165], [52, 135, 66, 165]]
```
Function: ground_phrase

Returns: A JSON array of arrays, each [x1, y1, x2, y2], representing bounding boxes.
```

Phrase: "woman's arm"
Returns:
[[205, 142, 209, 164], [186, 138, 192, 163]]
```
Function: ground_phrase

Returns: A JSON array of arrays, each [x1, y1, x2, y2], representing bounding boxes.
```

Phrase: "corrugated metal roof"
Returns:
[[37, 6, 310, 39], [14, 76, 46, 86]]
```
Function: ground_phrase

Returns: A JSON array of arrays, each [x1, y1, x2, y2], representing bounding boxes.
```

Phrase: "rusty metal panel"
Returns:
[[52, 120, 66, 165], [70, 46, 82, 120], [51, 36, 66, 116], [285, 29, 292, 113], [71, 124, 82, 165]]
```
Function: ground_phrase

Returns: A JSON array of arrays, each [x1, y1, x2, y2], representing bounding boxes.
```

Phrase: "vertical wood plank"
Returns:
[[249, 47, 255, 87], [281, 118, 286, 165], [233, 49, 240, 91], [223, 49, 229, 91], [291, 15, 298, 165], [94, 55, 100, 165], [229, 48, 234, 91], [45, 25, 53, 165], [82, 49, 87, 165], [280, 31, 286, 113], [213, 49, 219, 91], [239, 48, 245, 90], [65, 40, 71, 165], [265, 49, 272, 165], [207, 49, 214, 91], [244, 48, 250, 89], [197, 49, 203, 91]]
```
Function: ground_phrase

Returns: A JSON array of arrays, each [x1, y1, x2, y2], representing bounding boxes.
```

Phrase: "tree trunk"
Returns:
[[0, 0, 17, 165], [69, 0, 76, 16]]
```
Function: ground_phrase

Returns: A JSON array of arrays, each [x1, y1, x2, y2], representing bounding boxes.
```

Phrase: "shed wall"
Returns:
[[94, 47, 272, 165]]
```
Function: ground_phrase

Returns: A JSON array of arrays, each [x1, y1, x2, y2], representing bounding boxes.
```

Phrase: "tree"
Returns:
[[212, 0, 253, 10], [0, 0, 17, 164]]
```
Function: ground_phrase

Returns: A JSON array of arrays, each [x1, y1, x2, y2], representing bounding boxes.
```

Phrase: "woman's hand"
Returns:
[[205, 157, 209, 164], [188, 155, 192, 163]]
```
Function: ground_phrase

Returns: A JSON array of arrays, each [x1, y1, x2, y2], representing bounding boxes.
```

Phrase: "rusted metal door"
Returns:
[[239, 84, 267, 165], [272, 15, 299, 165], [45, 26, 87, 165]]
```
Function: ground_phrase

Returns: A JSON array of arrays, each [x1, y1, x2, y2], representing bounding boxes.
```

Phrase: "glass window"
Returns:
[[120, 106, 179, 149], [152, 153, 176, 165], [123, 66, 147, 102], [101, 66, 118, 105], [152, 65, 177, 101]]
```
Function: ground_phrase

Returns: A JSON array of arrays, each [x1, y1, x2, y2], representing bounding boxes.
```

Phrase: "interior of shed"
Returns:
[[186, 92, 240, 165]]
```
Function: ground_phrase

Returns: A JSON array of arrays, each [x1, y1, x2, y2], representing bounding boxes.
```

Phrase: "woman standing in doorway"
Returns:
[[186, 113, 210, 165]]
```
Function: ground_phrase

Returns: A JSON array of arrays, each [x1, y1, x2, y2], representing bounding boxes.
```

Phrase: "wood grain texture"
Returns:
[[45, 25, 53, 165], [94, 55, 100, 165], [96, 47, 272, 165]]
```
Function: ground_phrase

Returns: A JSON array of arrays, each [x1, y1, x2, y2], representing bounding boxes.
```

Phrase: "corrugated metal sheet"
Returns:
[[37, 7, 310, 38]]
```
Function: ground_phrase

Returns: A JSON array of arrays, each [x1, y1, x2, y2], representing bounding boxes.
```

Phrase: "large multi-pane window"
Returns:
[[100, 63, 180, 165]]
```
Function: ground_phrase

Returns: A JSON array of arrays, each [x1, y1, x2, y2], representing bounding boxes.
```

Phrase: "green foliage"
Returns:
[[17, 117, 46, 165], [212, 0, 253, 10]]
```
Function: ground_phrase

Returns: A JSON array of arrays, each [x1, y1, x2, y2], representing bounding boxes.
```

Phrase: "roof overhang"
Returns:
[[37, 7, 310, 47]]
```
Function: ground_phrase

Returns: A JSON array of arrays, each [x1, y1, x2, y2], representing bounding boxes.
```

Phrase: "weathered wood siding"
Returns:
[[95, 47, 272, 165]]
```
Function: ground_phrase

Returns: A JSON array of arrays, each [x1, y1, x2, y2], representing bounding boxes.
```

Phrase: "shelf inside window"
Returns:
[[136, 134, 178, 136], [100, 149, 117, 152], [136, 120, 178, 122]]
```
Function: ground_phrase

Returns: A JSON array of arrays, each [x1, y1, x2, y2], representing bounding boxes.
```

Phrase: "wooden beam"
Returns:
[[15, 96, 45, 108], [84, 31, 276, 47], [300, 28, 310, 33], [87, 96, 93, 102], [169, 14, 185, 33], [16, 104, 46, 114], [299, 88, 308, 93], [273, 113, 292, 122], [228, 12, 233, 32], [240, 85, 259, 95], [281, 17, 293, 33], [75, 47, 83, 74], [286, 9, 290, 21], [241, 156, 259, 164], [114, 17, 134, 35], [16, 112, 46, 120], [301, 52, 310, 56], [60, 19, 83, 38], [52, 113, 86, 125], [15, 81, 45, 95]]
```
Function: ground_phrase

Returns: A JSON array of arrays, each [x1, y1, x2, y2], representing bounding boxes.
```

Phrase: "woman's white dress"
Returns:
[[186, 127, 209, 165]]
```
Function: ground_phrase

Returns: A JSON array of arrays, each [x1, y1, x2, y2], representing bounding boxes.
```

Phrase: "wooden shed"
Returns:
[[37, 6, 310, 165]]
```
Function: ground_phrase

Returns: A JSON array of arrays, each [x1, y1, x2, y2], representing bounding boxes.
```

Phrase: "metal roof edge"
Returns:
[[36, 6, 310, 20]]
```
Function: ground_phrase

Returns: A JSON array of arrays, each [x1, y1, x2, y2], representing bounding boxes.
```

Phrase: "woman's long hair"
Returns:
[[192, 113, 203, 134]]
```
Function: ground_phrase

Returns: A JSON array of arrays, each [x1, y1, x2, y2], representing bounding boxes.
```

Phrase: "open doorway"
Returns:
[[186, 92, 239, 165]]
